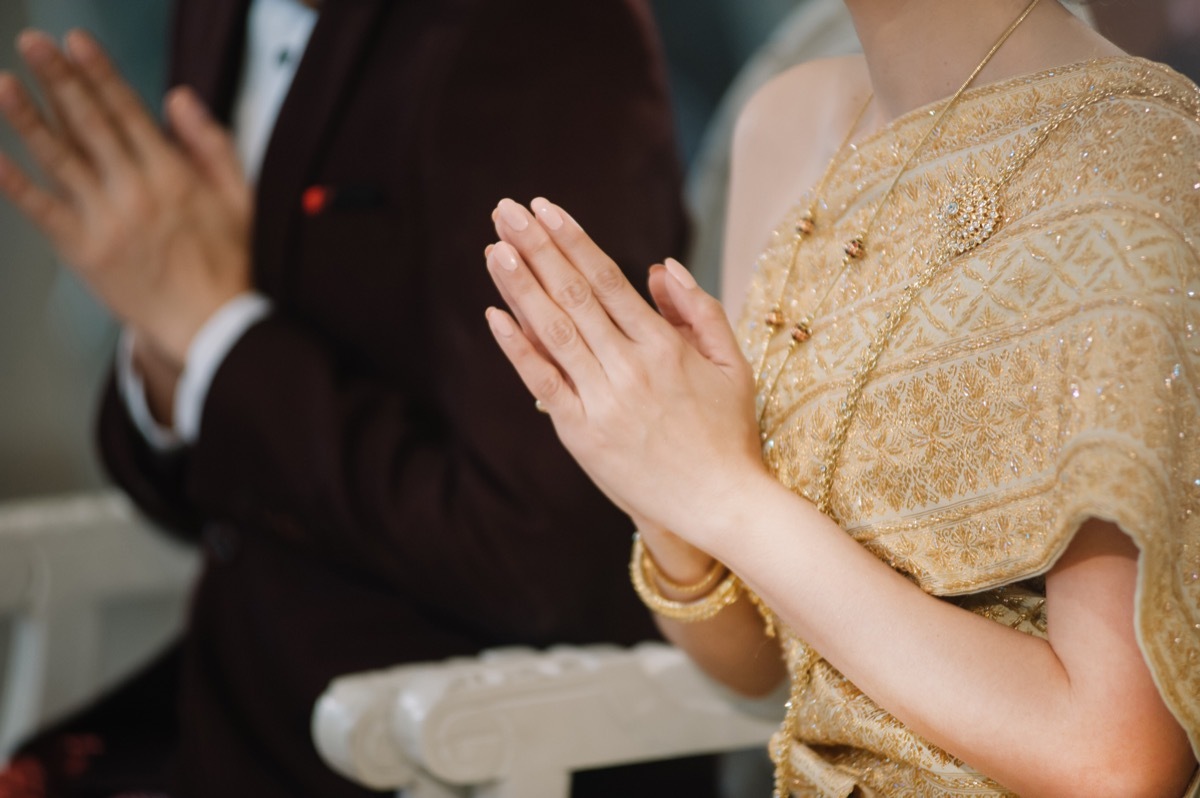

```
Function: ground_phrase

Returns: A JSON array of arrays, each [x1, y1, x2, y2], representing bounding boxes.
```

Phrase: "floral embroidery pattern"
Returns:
[[740, 58, 1200, 795]]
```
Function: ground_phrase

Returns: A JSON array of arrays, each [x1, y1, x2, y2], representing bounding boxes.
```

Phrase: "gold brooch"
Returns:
[[937, 177, 1000, 256]]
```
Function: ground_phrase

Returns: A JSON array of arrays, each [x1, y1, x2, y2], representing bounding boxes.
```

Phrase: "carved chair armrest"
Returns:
[[0, 491, 198, 759], [314, 642, 781, 798]]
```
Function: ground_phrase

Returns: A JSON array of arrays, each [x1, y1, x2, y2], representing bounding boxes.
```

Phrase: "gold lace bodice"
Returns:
[[737, 57, 1200, 797]]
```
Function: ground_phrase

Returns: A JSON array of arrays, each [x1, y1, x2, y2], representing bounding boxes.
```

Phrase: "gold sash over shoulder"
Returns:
[[738, 57, 1200, 796]]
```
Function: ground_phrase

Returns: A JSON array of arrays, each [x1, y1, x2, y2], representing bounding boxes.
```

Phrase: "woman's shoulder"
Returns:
[[722, 55, 871, 312], [1045, 59, 1200, 224], [734, 54, 871, 162]]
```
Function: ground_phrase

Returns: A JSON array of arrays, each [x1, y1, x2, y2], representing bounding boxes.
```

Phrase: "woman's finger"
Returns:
[[493, 198, 638, 363], [485, 306, 581, 418], [658, 257, 747, 371], [486, 243, 558, 366], [17, 31, 131, 176], [648, 263, 703, 349], [486, 239, 608, 393], [530, 197, 671, 341], [0, 72, 97, 199]]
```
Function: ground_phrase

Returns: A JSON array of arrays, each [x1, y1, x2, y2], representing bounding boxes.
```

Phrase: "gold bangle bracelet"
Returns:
[[640, 540, 727, 597], [629, 534, 741, 622]]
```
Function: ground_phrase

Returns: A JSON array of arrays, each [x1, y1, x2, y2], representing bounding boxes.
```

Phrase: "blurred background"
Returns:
[[3, 0, 1198, 504]]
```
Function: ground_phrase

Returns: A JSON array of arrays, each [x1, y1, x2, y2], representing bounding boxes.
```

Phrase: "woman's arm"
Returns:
[[634, 523, 786, 698], [483, 199, 1195, 797], [726, 468, 1194, 798]]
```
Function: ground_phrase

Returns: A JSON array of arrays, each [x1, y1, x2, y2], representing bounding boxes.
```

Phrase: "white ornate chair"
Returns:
[[312, 643, 782, 798], [0, 491, 198, 760], [0, 491, 781, 795]]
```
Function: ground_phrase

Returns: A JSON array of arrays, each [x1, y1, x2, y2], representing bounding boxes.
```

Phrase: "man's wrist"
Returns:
[[173, 292, 272, 443]]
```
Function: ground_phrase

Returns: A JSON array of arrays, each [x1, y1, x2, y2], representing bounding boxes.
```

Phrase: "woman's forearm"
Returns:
[[704, 472, 1194, 798], [655, 595, 787, 698], [637, 526, 787, 696]]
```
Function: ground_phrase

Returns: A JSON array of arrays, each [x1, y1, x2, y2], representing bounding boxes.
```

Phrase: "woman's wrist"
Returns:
[[635, 523, 720, 595], [630, 533, 741, 623]]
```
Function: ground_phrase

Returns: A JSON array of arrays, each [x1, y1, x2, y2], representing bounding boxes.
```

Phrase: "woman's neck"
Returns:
[[843, 0, 1122, 122]]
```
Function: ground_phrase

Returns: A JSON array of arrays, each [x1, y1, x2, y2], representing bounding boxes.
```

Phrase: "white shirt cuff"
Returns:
[[117, 328, 184, 451], [115, 293, 273, 450], [175, 292, 273, 444]]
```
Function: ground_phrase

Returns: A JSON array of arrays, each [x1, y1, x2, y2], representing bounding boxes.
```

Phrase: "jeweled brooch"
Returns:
[[937, 177, 1000, 256]]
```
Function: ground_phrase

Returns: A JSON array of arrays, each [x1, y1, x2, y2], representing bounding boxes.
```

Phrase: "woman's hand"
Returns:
[[484, 197, 765, 547], [0, 30, 251, 366]]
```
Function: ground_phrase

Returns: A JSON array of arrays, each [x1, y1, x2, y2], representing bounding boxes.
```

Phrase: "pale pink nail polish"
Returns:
[[664, 257, 697, 289], [533, 198, 564, 230], [497, 199, 530, 232], [491, 241, 520, 271], [487, 308, 515, 337]]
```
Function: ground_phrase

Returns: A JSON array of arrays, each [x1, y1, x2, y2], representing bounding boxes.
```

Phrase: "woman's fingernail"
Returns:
[[490, 241, 520, 271], [532, 197, 564, 230], [484, 243, 495, 258], [496, 198, 530, 232], [664, 257, 697, 289], [486, 307, 515, 337]]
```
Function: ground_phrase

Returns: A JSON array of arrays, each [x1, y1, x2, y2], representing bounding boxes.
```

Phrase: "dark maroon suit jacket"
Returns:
[[96, 0, 691, 794]]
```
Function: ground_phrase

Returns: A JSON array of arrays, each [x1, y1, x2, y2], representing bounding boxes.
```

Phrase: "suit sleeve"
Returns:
[[99, 0, 687, 642]]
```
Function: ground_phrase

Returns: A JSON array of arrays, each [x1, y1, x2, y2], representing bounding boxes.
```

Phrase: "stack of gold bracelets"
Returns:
[[629, 533, 742, 622]]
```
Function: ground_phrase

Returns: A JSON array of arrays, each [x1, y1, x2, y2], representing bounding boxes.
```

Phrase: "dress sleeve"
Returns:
[[1010, 99, 1200, 756]]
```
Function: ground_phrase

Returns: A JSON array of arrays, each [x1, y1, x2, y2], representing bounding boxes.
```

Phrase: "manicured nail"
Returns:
[[532, 197, 564, 230], [490, 241, 520, 271], [484, 243, 495, 258], [486, 307, 515, 337], [496, 198, 529, 232], [664, 257, 697, 289]]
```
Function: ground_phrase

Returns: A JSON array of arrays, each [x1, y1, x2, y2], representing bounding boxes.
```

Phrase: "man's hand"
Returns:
[[0, 29, 252, 368]]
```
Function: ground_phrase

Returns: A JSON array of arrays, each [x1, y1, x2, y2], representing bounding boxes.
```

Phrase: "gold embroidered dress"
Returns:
[[738, 57, 1200, 797]]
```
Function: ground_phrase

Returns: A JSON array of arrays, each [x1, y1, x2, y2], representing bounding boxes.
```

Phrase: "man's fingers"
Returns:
[[62, 30, 179, 170], [0, 71, 97, 198], [17, 31, 130, 174], [0, 150, 77, 243], [165, 86, 248, 214]]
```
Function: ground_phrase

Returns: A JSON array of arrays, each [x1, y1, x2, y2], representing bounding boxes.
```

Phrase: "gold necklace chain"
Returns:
[[767, 80, 1151, 798], [754, 3, 1058, 796], [754, 0, 1045, 427]]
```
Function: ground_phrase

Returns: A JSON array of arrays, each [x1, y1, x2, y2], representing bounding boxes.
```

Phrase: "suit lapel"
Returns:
[[170, 0, 253, 121], [253, 0, 390, 295]]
